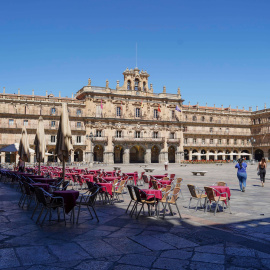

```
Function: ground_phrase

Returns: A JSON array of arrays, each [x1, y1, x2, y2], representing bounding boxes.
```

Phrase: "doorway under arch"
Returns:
[[114, 145, 123, 163], [130, 146, 145, 163], [255, 149, 264, 161], [168, 146, 175, 163], [94, 145, 103, 162], [184, 149, 189, 160], [74, 149, 83, 162], [151, 145, 160, 163]]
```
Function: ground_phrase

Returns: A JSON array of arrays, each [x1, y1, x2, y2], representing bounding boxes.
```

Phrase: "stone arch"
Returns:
[[209, 150, 215, 161], [184, 149, 189, 160], [94, 145, 104, 162], [192, 149, 198, 160], [130, 145, 145, 163], [241, 150, 251, 161], [168, 145, 176, 163], [151, 145, 160, 163], [74, 148, 83, 162], [201, 149, 206, 160], [114, 145, 124, 163], [233, 150, 238, 160], [255, 149, 264, 161], [47, 148, 57, 162]]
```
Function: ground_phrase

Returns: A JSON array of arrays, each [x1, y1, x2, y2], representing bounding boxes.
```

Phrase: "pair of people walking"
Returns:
[[235, 158, 267, 191]]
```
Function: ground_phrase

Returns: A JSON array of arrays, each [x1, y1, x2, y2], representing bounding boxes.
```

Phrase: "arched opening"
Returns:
[[255, 149, 264, 161], [201, 149, 206, 160], [5, 152, 16, 163], [134, 79, 139, 91], [74, 149, 83, 162], [47, 149, 57, 162], [114, 145, 123, 163], [184, 149, 189, 160], [233, 150, 238, 160], [168, 146, 175, 163], [225, 150, 231, 160], [94, 145, 103, 162], [192, 149, 198, 161], [130, 145, 144, 163], [217, 150, 223, 160], [151, 145, 160, 163], [241, 150, 250, 161], [127, 80, 131, 90], [209, 150, 215, 161]]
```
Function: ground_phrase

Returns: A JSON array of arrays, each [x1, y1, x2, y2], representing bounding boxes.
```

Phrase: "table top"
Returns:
[[141, 189, 162, 200]]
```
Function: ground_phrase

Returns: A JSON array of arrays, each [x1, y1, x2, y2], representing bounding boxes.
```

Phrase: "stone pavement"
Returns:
[[1, 163, 270, 269]]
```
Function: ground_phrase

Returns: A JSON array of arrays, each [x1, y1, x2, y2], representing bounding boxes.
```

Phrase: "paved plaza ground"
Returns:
[[1, 163, 270, 269]]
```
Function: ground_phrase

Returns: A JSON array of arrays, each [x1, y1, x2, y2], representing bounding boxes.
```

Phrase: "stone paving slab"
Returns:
[[1, 163, 270, 269]]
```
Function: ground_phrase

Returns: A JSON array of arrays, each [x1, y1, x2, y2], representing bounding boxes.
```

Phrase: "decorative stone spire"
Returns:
[[221, 104, 223, 109], [177, 87, 181, 98], [256, 106, 258, 111], [229, 105, 231, 111], [32, 89, 34, 96], [163, 86, 166, 93], [188, 101, 190, 107], [46, 90, 48, 97], [18, 88, 20, 95], [3, 87, 5, 94], [150, 83, 153, 92], [72, 93, 74, 99], [116, 80, 120, 90], [88, 77, 91, 86], [249, 107, 252, 111], [243, 106, 245, 110], [265, 103, 267, 109], [206, 103, 208, 108], [59, 91, 61, 97], [236, 106, 238, 111], [106, 80, 109, 89]]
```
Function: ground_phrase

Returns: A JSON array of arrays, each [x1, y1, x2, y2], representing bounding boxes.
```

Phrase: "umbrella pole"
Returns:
[[63, 160, 65, 180]]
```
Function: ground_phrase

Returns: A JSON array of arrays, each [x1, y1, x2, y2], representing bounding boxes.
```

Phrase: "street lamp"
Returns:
[[86, 132, 94, 163], [249, 137, 256, 161]]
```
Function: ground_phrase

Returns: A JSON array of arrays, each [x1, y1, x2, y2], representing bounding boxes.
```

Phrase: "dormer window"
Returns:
[[134, 79, 139, 91]]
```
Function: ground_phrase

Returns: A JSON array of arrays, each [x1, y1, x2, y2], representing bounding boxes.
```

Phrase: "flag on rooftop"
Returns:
[[175, 105, 181, 112], [158, 104, 161, 112], [100, 99, 103, 110], [141, 100, 143, 108], [120, 101, 123, 110]]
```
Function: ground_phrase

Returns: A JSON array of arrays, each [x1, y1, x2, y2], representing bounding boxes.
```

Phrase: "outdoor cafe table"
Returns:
[[151, 175, 167, 179], [31, 183, 50, 192], [102, 176, 121, 182], [88, 170, 101, 174], [33, 178, 57, 184], [82, 175, 94, 182], [210, 186, 231, 203], [53, 190, 80, 214], [125, 173, 138, 185], [105, 171, 116, 176], [141, 189, 163, 200], [149, 179, 172, 189], [65, 173, 79, 181], [97, 183, 113, 196]]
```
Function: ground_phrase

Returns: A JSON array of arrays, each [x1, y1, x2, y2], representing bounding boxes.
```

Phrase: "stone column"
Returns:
[[222, 154, 226, 160], [0, 152, 5, 163], [159, 151, 168, 163], [123, 148, 130, 164], [230, 152, 234, 161], [189, 150, 192, 160], [145, 149, 151, 164], [104, 151, 114, 164], [206, 150, 210, 161], [175, 151, 182, 163], [214, 150, 218, 161]]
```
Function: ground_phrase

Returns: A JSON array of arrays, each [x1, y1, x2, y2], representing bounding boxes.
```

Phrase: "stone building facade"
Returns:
[[0, 67, 269, 164]]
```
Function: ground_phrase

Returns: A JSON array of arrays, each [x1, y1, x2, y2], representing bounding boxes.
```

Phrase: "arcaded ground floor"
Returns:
[[1, 163, 270, 269]]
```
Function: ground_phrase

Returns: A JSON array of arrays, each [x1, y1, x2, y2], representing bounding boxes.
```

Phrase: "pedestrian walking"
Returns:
[[235, 158, 247, 192], [257, 157, 267, 187]]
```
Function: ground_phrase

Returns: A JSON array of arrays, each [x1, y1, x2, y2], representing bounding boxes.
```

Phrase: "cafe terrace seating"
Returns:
[[204, 186, 231, 215], [187, 184, 207, 211]]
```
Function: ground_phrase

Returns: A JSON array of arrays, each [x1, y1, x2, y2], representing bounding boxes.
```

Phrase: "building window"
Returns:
[[76, 109, 82, 116], [202, 138, 205, 144], [242, 140, 245, 145], [170, 133, 175, 139], [116, 130, 122, 138], [77, 136, 81, 143], [227, 139, 230, 145], [183, 126, 187, 132], [210, 139, 213, 144], [51, 135, 56, 143], [234, 139, 237, 145], [171, 110, 175, 120], [23, 120, 28, 126], [193, 138, 196, 144], [218, 139, 222, 145], [184, 138, 188, 144], [51, 121, 55, 127], [210, 128, 213, 133], [135, 131, 140, 138], [51, 108, 56, 115], [96, 105, 102, 117], [134, 79, 139, 90], [9, 119, 14, 126], [153, 132, 158, 138], [192, 116, 197, 121], [127, 80, 131, 90], [135, 108, 140, 117], [77, 122, 81, 128], [96, 130, 102, 137], [201, 116, 205, 122], [210, 117, 213, 122], [154, 109, 158, 119], [116, 107, 121, 117]]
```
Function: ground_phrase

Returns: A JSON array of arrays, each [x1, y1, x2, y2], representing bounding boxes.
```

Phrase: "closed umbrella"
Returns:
[[34, 116, 47, 175], [55, 103, 73, 180], [18, 126, 30, 164]]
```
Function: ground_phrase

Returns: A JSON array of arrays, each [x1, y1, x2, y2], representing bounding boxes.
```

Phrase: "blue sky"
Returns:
[[0, 0, 269, 109]]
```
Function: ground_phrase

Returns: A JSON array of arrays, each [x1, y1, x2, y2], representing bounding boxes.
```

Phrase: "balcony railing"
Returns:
[[167, 138, 180, 143], [91, 136, 108, 142], [112, 136, 165, 143]]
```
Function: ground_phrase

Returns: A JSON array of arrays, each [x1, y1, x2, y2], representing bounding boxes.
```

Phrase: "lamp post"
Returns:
[[249, 137, 256, 161], [86, 132, 94, 163]]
